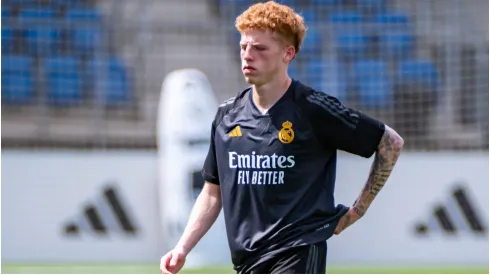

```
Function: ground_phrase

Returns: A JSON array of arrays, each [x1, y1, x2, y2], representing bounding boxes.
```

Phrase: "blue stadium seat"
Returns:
[[300, 25, 323, 56], [311, 0, 341, 5], [71, 26, 104, 54], [276, 0, 298, 7], [45, 0, 88, 7], [352, 60, 392, 108], [6, 0, 39, 4], [373, 10, 409, 24], [2, 27, 15, 54], [2, 6, 12, 19], [305, 59, 348, 101], [65, 7, 102, 22], [372, 10, 410, 31], [356, 0, 387, 12], [2, 55, 35, 104], [329, 11, 366, 58], [397, 59, 438, 88], [329, 10, 363, 24], [88, 57, 132, 106], [304, 59, 324, 89], [300, 9, 318, 26], [378, 30, 414, 59], [25, 26, 62, 55], [43, 56, 82, 106], [333, 28, 369, 59], [19, 7, 57, 21]]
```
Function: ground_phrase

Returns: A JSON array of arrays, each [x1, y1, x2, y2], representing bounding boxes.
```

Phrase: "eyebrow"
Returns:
[[239, 42, 268, 48]]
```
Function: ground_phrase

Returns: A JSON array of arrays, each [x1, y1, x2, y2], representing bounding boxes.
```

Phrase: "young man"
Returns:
[[160, 1, 404, 274]]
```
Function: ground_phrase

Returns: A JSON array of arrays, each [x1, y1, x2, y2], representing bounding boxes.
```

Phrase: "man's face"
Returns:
[[240, 29, 292, 86]]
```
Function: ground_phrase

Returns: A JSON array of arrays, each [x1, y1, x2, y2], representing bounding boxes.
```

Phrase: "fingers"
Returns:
[[333, 211, 351, 235], [169, 252, 178, 267], [160, 253, 173, 274]]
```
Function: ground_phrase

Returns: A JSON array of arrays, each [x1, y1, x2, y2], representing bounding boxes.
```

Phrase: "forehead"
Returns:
[[240, 29, 280, 45]]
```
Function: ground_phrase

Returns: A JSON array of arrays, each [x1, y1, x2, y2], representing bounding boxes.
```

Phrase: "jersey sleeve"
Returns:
[[305, 91, 386, 158], [201, 114, 220, 185]]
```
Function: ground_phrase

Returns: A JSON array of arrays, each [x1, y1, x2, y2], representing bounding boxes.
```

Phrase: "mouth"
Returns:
[[243, 66, 256, 72]]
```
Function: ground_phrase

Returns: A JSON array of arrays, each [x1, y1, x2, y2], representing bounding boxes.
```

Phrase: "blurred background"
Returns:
[[1, 0, 489, 274]]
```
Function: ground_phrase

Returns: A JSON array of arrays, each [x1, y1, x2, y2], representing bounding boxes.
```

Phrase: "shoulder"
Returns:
[[292, 81, 361, 127], [293, 81, 352, 116], [214, 86, 251, 125]]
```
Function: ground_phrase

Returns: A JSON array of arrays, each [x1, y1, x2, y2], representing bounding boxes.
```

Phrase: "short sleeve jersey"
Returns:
[[201, 79, 385, 268]]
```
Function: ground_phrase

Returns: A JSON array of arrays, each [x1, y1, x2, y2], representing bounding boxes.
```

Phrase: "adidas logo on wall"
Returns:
[[63, 184, 139, 237], [414, 184, 487, 237]]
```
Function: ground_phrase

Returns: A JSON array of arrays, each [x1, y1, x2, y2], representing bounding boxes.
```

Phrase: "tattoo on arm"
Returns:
[[353, 125, 404, 215]]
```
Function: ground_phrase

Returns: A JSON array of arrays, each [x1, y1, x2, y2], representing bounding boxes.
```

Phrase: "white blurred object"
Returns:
[[157, 68, 231, 267]]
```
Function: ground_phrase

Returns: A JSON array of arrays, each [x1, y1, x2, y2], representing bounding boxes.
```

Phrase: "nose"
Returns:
[[242, 45, 253, 61]]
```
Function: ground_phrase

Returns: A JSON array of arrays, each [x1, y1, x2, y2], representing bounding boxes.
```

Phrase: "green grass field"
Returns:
[[2, 264, 488, 274]]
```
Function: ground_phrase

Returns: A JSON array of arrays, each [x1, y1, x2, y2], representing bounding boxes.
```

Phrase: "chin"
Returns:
[[244, 78, 255, 84], [243, 75, 257, 85]]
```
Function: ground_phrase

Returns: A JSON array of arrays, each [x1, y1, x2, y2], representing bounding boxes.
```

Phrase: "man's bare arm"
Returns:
[[352, 125, 404, 215], [335, 125, 404, 233], [174, 182, 222, 256]]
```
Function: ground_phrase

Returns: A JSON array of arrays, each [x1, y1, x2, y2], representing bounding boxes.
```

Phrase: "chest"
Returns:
[[215, 105, 319, 157]]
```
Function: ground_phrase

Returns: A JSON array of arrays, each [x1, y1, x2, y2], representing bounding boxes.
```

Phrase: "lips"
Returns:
[[243, 66, 256, 72]]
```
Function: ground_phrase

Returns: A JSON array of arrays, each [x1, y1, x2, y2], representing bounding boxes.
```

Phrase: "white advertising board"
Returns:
[[1, 150, 162, 263], [2, 150, 488, 265], [328, 151, 489, 265]]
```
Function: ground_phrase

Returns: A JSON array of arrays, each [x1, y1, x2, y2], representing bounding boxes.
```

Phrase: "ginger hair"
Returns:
[[235, 1, 307, 55]]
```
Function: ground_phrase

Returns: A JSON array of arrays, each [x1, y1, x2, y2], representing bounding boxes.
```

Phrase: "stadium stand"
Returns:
[[1, 0, 488, 151], [1, 0, 130, 107]]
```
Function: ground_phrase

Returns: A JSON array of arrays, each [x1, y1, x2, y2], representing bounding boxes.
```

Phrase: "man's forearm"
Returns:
[[175, 183, 222, 256], [352, 125, 404, 217]]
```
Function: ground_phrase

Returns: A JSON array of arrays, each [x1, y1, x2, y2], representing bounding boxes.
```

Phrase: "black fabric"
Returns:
[[201, 79, 385, 268], [236, 241, 327, 274]]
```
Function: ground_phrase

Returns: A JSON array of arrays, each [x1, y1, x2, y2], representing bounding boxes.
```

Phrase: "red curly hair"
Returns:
[[235, 1, 307, 55]]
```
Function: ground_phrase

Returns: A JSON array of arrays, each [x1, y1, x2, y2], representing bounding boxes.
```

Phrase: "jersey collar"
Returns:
[[247, 78, 297, 117]]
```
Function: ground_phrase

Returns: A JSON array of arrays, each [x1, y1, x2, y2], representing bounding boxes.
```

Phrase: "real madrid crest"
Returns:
[[278, 121, 294, 144]]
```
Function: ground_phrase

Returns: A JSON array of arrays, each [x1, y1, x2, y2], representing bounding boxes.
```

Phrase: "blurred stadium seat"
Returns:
[[300, 25, 323, 56], [88, 57, 132, 106], [373, 9, 409, 24], [19, 7, 58, 20], [377, 29, 414, 59], [1, 0, 131, 110], [70, 26, 104, 54], [25, 26, 63, 55], [2, 55, 35, 105], [65, 7, 102, 22], [351, 59, 392, 108], [333, 27, 370, 60], [43, 55, 82, 106], [397, 59, 439, 89], [356, 0, 387, 13], [329, 10, 364, 24], [305, 58, 348, 101], [2, 27, 15, 54]]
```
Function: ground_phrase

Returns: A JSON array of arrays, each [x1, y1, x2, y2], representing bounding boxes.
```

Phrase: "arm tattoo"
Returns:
[[353, 125, 404, 215]]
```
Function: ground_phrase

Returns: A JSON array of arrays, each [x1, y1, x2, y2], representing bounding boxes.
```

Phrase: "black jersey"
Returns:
[[201, 79, 385, 268]]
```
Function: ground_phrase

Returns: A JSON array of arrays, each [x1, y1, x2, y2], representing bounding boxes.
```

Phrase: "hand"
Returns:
[[333, 206, 362, 235], [160, 248, 187, 274]]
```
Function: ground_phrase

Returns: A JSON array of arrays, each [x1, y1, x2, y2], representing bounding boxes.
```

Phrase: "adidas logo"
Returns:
[[229, 126, 242, 137], [63, 184, 138, 237], [415, 184, 487, 236]]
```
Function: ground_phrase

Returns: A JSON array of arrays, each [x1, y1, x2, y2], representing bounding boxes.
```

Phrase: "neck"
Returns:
[[252, 72, 291, 113]]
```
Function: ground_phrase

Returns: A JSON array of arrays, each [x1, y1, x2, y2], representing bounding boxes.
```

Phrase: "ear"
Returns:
[[283, 46, 296, 63]]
